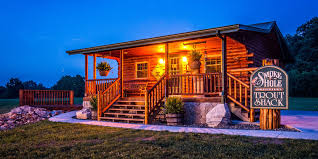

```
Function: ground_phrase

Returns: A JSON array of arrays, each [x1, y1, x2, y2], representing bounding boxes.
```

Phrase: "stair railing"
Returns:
[[145, 74, 167, 124], [97, 78, 121, 121], [227, 73, 250, 112]]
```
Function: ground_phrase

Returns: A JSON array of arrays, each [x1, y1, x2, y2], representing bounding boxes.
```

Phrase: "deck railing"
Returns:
[[145, 74, 167, 124], [168, 73, 221, 95], [19, 89, 74, 106], [86, 78, 117, 96], [97, 78, 121, 120]]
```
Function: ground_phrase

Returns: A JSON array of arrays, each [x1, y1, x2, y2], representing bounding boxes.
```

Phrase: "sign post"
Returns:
[[250, 59, 288, 130]]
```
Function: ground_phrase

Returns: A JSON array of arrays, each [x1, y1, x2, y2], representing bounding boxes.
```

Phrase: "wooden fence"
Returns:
[[19, 90, 74, 106]]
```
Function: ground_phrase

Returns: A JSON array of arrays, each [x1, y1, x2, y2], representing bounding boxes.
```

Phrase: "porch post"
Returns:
[[220, 35, 227, 104], [120, 50, 124, 97], [165, 43, 169, 97], [93, 54, 97, 79], [85, 54, 88, 96]]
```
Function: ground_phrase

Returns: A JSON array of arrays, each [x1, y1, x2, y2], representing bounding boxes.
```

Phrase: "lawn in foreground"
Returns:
[[0, 121, 317, 158]]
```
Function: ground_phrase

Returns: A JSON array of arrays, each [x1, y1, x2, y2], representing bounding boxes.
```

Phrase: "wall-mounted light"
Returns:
[[158, 45, 165, 53], [181, 43, 190, 50], [159, 58, 165, 64], [182, 56, 188, 63]]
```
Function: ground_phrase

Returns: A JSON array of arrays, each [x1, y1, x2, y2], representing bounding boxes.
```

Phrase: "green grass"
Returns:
[[0, 121, 317, 158], [0, 97, 317, 114], [289, 97, 318, 111]]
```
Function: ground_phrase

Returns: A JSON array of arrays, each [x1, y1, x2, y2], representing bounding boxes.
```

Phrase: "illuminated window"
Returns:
[[136, 62, 148, 78], [206, 56, 221, 73]]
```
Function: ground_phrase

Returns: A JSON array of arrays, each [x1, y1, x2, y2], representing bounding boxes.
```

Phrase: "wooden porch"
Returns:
[[79, 34, 261, 124]]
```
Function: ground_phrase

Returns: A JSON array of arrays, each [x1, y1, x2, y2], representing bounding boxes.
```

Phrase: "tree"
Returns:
[[0, 86, 7, 98], [22, 80, 47, 90], [6, 78, 24, 98], [285, 17, 318, 97], [51, 75, 85, 97]]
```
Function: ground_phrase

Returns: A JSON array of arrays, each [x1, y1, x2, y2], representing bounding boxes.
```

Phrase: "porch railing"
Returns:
[[145, 74, 167, 124], [168, 73, 222, 95], [19, 89, 74, 106], [97, 78, 121, 120], [86, 78, 117, 96]]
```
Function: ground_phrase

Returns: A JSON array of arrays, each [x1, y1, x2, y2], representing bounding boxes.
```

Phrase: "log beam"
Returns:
[[93, 54, 97, 79]]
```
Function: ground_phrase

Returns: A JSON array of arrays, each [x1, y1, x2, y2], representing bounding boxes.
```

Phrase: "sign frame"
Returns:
[[250, 65, 289, 109]]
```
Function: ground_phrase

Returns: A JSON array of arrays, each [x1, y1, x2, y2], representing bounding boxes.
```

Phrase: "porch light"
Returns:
[[159, 58, 165, 64], [181, 43, 190, 50], [158, 45, 165, 52], [182, 56, 188, 63]]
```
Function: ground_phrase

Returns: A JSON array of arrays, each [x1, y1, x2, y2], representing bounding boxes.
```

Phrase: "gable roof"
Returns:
[[66, 21, 288, 57]]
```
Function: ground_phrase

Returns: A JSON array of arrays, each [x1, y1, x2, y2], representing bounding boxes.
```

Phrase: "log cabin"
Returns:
[[66, 21, 291, 124]]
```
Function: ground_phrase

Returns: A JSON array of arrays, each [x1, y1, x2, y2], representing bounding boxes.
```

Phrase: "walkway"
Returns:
[[281, 110, 318, 133], [49, 111, 318, 140]]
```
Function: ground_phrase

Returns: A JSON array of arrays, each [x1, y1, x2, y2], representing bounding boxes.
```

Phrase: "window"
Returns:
[[136, 62, 148, 78], [206, 56, 221, 73]]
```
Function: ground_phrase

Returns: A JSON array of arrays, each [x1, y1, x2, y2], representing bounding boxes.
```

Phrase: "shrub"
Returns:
[[165, 97, 184, 114], [96, 62, 112, 71], [189, 50, 202, 62], [90, 96, 98, 111]]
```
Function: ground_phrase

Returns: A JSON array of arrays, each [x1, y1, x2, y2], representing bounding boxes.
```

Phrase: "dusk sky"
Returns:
[[1, 0, 317, 87]]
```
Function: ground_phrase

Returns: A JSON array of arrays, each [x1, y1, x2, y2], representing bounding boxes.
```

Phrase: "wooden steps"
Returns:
[[101, 97, 146, 124], [228, 102, 260, 122]]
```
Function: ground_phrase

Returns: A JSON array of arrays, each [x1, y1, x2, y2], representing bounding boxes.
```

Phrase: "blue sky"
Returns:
[[0, 0, 317, 87]]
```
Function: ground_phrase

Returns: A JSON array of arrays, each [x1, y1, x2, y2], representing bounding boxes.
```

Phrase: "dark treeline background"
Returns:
[[0, 17, 317, 98], [285, 17, 318, 97], [0, 75, 85, 99]]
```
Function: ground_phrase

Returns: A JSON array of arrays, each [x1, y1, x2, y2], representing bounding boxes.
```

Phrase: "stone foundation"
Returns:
[[183, 102, 219, 125]]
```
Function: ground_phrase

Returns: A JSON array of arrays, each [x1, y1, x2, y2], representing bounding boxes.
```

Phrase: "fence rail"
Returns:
[[19, 89, 74, 106]]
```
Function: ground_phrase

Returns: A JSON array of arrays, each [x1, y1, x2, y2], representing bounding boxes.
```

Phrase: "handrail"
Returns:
[[145, 74, 167, 124], [227, 73, 249, 88], [19, 89, 74, 106], [227, 72, 250, 112], [97, 78, 121, 120], [86, 78, 117, 96]]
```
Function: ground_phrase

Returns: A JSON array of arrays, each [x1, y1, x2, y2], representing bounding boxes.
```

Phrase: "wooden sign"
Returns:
[[250, 65, 288, 109]]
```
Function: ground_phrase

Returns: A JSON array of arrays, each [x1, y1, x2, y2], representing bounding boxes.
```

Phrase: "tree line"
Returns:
[[0, 75, 85, 99], [285, 17, 318, 97]]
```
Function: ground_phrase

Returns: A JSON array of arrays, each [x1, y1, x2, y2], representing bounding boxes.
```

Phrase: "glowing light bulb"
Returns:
[[159, 58, 165, 64], [182, 56, 188, 63]]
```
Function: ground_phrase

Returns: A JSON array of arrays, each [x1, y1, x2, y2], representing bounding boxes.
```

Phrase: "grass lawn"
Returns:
[[0, 121, 317, 158]]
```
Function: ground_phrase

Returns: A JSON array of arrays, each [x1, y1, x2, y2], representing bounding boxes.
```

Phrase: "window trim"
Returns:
[[205, 55, 222, 73], [135, 61, 149, 79]]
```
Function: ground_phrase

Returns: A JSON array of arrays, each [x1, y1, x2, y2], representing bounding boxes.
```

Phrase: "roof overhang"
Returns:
[[66, 21, 289, 57], [66, 24, 241, 55]]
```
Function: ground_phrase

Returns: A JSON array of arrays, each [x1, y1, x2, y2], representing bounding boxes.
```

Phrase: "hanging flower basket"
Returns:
[[96, 62, 112, 77], [189, 50, 202, 74], [99, 70, 110, 77]]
